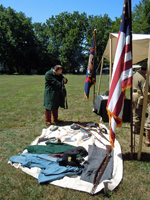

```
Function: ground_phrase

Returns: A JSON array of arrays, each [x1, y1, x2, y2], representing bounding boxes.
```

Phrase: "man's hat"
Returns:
[[71, 124, 80, 130], [58, 149, 81, 167]]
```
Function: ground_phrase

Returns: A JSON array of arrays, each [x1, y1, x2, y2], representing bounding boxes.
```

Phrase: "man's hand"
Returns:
[[63, 78, 67, 83]]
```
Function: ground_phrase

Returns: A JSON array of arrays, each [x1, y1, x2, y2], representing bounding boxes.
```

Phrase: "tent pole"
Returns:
[[97, 56, 104, 95], [93, 29, 96, 105], [130, 74, 133, 160], [129, 0, 134, 160], [137, 41, 150, 160]]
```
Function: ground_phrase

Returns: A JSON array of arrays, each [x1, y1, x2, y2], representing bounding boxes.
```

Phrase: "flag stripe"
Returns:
[[107, 41, 126, 106], [108, 38, 132, 111]]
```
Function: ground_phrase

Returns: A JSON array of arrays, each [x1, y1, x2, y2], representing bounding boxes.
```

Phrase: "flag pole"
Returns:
[[109, 34, 112, 87], [97, 57, 104, 95], [137, 41, 150, 160], [128, 0, 134, 160], [93, 29, 96, 105]]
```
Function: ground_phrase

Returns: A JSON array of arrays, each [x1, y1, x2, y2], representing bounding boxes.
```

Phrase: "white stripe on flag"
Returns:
[[108, 80, 122, 112], [124, 51, 132, 63], [126, 35, 130, 45], [122, 68, 132, 80], [111, 117, 117, 133]]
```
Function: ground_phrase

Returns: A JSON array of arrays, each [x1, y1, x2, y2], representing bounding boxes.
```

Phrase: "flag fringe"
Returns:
[[84, 82, 96, 100], [122, 84, 132, 92], [106, 107, 122, 127], [90, 81, 96, 88], [84, 92, 89, 100], [109, 131, 115, 149]]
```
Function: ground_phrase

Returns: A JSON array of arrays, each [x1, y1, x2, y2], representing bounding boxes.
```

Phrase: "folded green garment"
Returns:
[[25, 142, 76, 154]]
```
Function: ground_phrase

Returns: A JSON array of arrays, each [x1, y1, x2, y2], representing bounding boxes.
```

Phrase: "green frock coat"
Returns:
[[43, 68, 67, 111]]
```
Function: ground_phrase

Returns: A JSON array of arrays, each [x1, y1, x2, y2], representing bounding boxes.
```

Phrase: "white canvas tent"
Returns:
[[103, 33, 150, 64], [97, 33, 150, 160], [98, 33, 150, 94]]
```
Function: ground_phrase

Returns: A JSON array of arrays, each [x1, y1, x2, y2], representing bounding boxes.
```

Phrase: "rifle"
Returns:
[[86, 125, 109, 143], [138, 81, 144, 96], [90, 145, 112, 195], [75, 124, 108, 146]]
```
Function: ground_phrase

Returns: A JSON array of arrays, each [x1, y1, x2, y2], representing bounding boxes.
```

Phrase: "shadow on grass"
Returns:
[[58, 121, 96, 127], [122, 152, 150, 162]]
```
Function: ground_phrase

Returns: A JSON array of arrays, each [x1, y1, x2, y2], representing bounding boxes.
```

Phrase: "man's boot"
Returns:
[[45, 110, 51, 126], [52, 110, 62, 124], [144, 130, 150, 147]]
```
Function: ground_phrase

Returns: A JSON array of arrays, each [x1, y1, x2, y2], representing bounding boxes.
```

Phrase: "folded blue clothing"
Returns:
[[9, 152, 83, 183], [38, 162, 83, 183], [9, 153, 57, 169]]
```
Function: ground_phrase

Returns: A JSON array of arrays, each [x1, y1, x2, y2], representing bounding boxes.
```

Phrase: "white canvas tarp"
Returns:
[[8, 124, 123, 195], [103, 33, 150, 64]]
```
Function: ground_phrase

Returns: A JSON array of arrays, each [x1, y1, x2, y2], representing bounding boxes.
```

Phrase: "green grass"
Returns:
[[0, 74, 150, 200]]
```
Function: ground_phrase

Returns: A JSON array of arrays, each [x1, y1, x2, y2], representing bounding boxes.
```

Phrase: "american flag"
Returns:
[[107, 0, 132, 148], [84, 31, 96, 100]]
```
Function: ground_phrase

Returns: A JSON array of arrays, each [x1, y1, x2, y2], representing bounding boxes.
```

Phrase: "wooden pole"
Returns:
[[137, 41, 150, 160], [109, 34, 112, 87], [93, 84, 95, 105], [97, 56, 104, 95], [93, 29, 96, 105]]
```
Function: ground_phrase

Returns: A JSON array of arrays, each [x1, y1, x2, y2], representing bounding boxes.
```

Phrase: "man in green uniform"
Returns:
[[132, 62, 147, 134], [44, 65, 68, 126]]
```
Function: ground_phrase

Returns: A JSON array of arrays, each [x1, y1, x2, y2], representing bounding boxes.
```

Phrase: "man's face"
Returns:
[[55, 69, 62, 75]]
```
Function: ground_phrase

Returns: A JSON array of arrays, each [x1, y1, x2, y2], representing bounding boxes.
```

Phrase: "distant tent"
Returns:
[[103, 67, 109, 71], [132, 65, 141, 69]]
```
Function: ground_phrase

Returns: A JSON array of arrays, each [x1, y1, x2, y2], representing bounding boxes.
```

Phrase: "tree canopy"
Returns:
[[0, 1, 150, 74]]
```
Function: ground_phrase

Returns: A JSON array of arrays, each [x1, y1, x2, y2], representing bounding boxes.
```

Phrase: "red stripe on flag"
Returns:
[[122, 77, 132, 90], [124, 59, 132, 71], [125, 43, 131, 55]]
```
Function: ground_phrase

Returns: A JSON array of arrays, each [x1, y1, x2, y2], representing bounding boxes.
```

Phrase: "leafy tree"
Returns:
[[0, 5, 14, 73], [111, 17, 121, 33], [86, 14, 112, 69], [1, 1, 150, 74], [33, 22, 55, 73], [46, 11, 88, 72], [132, 0, 150, 33], [0, 5, 37, 74]]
